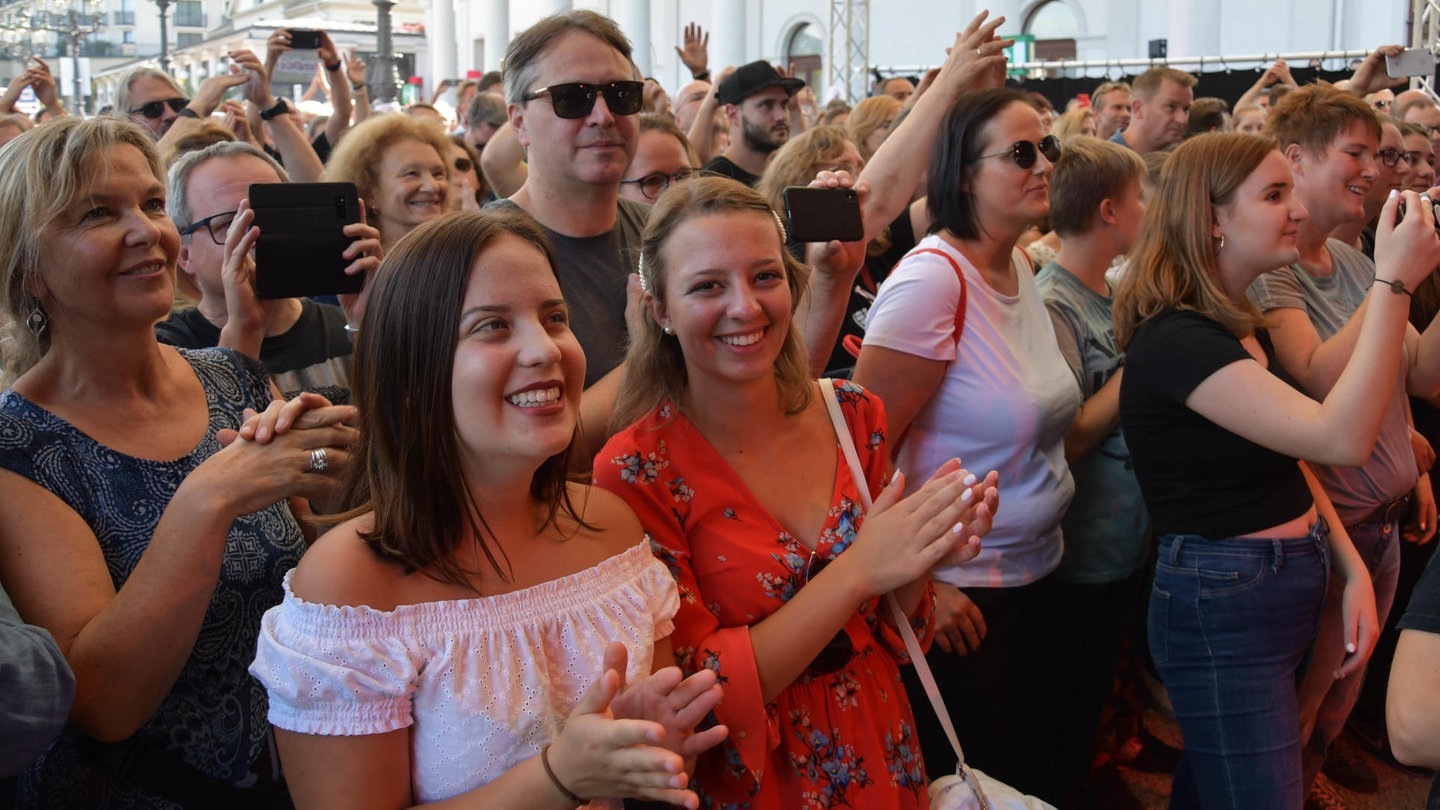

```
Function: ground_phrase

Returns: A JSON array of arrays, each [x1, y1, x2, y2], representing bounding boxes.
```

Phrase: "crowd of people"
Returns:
[[3, 8, 1440, 810]]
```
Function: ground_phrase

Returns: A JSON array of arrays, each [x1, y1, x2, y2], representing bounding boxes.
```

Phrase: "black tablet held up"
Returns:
[[249, 182, 364, 299]]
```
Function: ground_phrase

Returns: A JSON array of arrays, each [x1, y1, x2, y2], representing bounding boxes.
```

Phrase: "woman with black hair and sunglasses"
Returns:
[[595, 176, 997, 807], [853, 86, 1080, 801]]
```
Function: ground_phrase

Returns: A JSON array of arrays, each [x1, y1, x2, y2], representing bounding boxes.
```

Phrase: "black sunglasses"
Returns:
[[454, 157, 474, 174], [522, 81, 645, 119], [800, 555, 856, 678], [977, 134, 1062, 169], [1377, 148, 1406, 168], [131, 97, 189, 119], [179, 210, 237, 245], [620, 168, 694, 201]]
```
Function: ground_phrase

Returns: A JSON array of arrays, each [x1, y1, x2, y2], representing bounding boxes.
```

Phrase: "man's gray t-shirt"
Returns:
[[1037, 261, 1149, 584], [489, 198, 648, 387], [1247, 238, 1417, 525]]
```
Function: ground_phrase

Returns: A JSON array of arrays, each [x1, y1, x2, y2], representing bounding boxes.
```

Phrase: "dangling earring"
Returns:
[[24, 303, 47, 337], [1215, 234, 1225, 253]]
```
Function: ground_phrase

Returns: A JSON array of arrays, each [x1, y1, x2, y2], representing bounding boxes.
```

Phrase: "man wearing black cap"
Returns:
[[702, 60, 804, 187]]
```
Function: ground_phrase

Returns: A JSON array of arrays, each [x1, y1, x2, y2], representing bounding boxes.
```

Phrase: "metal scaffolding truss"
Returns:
[[1413, 0, 1440, 100], [827, 0, 867, 103]]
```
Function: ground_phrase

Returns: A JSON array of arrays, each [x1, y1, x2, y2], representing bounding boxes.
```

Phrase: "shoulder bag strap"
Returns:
[[818, 381, 974, 775]]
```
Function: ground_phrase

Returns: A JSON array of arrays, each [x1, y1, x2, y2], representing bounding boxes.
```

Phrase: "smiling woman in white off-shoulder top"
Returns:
[[249, 210, 728, 810]]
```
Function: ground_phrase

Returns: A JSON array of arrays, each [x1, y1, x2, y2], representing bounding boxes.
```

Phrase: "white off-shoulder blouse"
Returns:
[[250, 540, 678, 804]]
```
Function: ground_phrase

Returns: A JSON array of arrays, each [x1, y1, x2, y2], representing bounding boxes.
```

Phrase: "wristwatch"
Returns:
[[259, 98, 291, 121], [176, 107, 200, 119]]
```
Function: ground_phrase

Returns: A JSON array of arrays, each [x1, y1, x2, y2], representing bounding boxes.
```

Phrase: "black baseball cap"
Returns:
[[717, 60, 805, 106]]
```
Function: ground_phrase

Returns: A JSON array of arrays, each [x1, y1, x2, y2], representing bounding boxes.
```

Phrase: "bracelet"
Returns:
[[177, 107, 200, 119], [324, 60, 342, 72], [351, 82, 367, 92], [539, 744, 585, 806], [693, 69, 710, 81], [1375, 277, 1414, 297]]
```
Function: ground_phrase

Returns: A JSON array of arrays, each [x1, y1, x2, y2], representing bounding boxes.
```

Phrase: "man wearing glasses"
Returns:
[[114, 62, 251, 143], [157, 142, 381, 403], [496, 10, 648, 400]]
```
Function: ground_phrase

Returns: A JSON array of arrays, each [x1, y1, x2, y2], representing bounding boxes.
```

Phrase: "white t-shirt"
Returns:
[[864, 235, 1080, 587], [250, 540, 677, 805]]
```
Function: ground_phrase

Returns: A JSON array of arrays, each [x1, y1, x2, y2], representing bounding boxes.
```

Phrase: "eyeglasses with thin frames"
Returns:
[[1377, 148, 1408, 168], [522, 81, 645, 120], [620, 168, 695, 201], [179, 210, 237, 245], [976, 134, 1062, 169], [131, 97, 189, 119]]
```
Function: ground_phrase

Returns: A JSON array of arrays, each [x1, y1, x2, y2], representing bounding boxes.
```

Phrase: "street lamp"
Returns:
[[371, 0, 400, 103], [151, 0, 171, 72]]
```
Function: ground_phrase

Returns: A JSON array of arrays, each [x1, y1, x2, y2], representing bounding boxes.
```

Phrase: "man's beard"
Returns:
[[741, 116, 787, 153]]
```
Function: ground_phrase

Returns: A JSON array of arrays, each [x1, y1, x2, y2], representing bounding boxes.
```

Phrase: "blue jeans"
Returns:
[[1150, 525, 1329, 810], [1297, 513, 1402, 789]]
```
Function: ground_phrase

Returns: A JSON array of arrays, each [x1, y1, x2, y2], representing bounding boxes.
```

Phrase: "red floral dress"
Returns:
[[594, 380, 936, 809]]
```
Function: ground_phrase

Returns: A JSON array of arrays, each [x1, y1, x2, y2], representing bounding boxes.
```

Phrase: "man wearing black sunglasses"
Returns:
[[496, 10, 649, 411], [115, 61, 252, 145]]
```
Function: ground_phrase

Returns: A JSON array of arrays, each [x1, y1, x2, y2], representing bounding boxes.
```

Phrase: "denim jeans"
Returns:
[[1150, 525, 1329, 810], [1297, 513, 1402, 789]]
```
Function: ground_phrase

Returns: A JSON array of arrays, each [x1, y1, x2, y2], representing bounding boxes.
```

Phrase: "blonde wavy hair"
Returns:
[[0, 117, 164, 384]]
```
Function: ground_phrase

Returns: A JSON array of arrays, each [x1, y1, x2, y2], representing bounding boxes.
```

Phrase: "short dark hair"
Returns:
[[337, 209, 583, 589], [1183, 97, 1231, 139], [927, 87, 1030, 239], [466, 91, 507, 129]]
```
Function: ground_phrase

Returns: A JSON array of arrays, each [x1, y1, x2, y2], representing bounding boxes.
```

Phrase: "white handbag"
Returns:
[[819, 382, 1056, 810]]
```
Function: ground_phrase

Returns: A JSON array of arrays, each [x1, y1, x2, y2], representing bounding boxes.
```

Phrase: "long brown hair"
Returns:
[[1113, 132, 1276, 349], [612, 176, 813, 431], [337, 210, 584, 590]]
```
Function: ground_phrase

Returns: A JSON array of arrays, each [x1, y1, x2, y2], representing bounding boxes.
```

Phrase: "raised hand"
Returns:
[[675, 22, 710, 78]]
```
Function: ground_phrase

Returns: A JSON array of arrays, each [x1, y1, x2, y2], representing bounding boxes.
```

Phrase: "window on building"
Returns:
[[177, 32, 203, 47], [173, 0, 203, 28], [1024, 0, 1079, 61], [784, 22, 823, 97], [122, 30, 134, 44]]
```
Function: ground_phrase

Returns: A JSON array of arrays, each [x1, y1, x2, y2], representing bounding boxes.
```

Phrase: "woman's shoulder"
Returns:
[[289, 513, 407, 610], [568, 482, 646, 556]]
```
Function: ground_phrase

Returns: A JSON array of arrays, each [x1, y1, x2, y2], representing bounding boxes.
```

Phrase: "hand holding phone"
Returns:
[[784, 187, 864, 243], [1387, 48, 1436, 79], [287, 29, 323, 50]]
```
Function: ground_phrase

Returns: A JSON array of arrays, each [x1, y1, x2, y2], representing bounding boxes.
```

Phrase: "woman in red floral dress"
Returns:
[[595, 177, 997, 808]]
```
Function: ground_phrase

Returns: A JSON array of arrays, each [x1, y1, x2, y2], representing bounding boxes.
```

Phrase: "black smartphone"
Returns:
[[783, 186, 864, 243], [288, 29, 322, 50], [249, 182, 364, 299]]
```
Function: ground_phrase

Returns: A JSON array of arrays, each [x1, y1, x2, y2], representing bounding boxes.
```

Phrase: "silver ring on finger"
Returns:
[[308, 447, 329, 473]]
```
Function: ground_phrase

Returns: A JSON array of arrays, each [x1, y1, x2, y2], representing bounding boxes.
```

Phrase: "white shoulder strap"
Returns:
[[818, 380, 970, 770]]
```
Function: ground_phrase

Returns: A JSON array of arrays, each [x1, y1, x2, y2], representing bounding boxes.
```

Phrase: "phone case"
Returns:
[[250, 182, 363, 300], [783, 187, 864, 243], [1387, 49, 1436, 78]]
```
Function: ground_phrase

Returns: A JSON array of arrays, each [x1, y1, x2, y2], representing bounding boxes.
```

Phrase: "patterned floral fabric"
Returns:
[[0, 348, 305, 808], [595, 380, 935, 809]]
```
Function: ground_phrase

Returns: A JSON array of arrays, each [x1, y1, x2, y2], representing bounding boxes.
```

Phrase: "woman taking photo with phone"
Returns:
[[852, 87, 1079, 800], [596, 176, 997, 807], [1113, 131, 1440, 808], [250, 209, 727, 809]]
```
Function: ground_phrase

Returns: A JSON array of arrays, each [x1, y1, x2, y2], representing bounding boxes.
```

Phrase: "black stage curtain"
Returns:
[[1006, 66, 1354, 110]]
